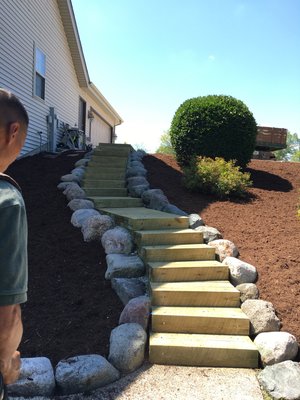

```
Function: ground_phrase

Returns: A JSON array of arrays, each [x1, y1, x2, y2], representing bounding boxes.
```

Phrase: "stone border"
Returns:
[[9, 149, 300, 399]]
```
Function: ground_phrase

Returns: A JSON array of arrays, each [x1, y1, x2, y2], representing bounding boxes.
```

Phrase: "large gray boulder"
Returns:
[[142, 189, 165, 205], [111, 277, 146, 305], [67, 198, 95, 211], [222, 256, 257, 286], [129, 160, 144, 168], [61, 173, 81, 183], [81, 215, 114, 242], [128, 184, 150, 198], [258, 361, 300, 400], [236, 283, 259, 302], [75, 158, 90, 167], [71, 167, 85, 178], [108, 323, 147, 373], [105, 254, 145, 279], [127, 176, 149, 189], [55, 355, 120, 395], [189, 213, 205, 229], [193, 225, 222, 243], [101, 227, 133, 255], [7, 357, 55, 397], [119, 295, 151, 330], [208, 239, 239, 261], [71, 209, 100, 228], [241, 299, 281, 335], [162, 204, 188, 216], [63, 184, 86, 201], [57, 181, 75, 191], [126, 166, 147, 178], [254, 332, 299, 366]]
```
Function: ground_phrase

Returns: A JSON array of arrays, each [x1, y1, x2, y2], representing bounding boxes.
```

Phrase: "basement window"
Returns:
[[34, 47, 46, 99]]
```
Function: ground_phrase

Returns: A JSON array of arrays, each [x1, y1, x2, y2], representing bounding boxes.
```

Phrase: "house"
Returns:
[[0, 0, 123, 156]]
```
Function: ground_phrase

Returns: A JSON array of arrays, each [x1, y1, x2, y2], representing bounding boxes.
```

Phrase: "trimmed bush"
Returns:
[[183, 157, 252, 199], [170, 95, 257, 168]]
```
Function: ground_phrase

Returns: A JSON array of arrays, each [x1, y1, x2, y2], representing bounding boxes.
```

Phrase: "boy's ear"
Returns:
[[6, 122, 20, 143]]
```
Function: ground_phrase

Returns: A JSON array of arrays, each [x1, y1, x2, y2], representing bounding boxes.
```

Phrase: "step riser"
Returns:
[[135, 232, 204, 246], [149, 346, 258, 368], [151, 292, 240, 307], [93, 150, 131, 157], [150, 265, 229, 282], [89, 159, 128, 166], [151, 315, 249, 335], [142, 247, 215, 262], [84, 172, 126, 180], [85, 188, 127, 197], [82, 180, 125, 188], [93, 199, 143, 208]]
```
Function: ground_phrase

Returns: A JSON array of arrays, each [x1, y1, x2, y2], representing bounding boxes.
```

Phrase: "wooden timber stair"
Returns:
[[83, 143, 143, 208], [86, 144, 258, 368]]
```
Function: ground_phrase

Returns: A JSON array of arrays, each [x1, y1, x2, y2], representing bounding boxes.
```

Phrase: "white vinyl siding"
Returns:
[[0, 0, 118, 155], [89, 114, 112, 147]]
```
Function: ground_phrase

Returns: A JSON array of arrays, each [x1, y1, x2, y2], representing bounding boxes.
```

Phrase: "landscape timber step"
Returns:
[[84, 170, 126, 180], [85, 165, 125, 173], [88, 157, 128, 166], [151, 307, 250, 335], [99, 207, 189, 230], [141, 244, 215, 262], [149, 260, 228, 282], [90, 197, 143, 209], [134, 229, 203, 247], [82, 180, 125, 188], [93, 148, 132, 157], [149, 332, 258, 368], [151, 281, 240, 307], [84, 188, 128, 197]]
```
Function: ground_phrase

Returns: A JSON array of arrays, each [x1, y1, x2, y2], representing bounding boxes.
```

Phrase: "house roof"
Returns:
[[56, 0, 123, 125]]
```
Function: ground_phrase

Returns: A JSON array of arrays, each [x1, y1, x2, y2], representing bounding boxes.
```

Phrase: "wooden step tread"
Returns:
[[152, 306, 248, 319], [149, 332, 258, 368], [143, 244, 213, 250], [149, 260, 228, 282], [142, 244, 215, 262], [151, 280, 238, 292], [135, 229, 203, 246]]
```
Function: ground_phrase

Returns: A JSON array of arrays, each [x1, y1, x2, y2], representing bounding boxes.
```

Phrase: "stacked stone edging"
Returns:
[[8, 148, 299, 399]]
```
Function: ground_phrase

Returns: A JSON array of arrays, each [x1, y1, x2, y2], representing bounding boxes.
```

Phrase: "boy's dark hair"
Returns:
[[0, 88, 29, 130]]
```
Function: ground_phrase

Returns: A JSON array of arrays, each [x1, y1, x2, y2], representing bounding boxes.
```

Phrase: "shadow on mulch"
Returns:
[[246, 167, 293, 192]]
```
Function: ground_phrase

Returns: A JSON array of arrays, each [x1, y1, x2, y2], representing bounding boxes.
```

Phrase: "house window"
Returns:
[[34, 48, 46, 99]]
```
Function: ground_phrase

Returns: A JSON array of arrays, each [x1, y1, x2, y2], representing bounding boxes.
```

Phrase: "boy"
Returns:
[[0, 88, 29, 389]]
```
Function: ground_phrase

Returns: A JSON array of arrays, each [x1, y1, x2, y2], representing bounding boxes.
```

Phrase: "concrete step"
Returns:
[[84, 188, 128, 197], [90, 197, 143, 209], [84, 170, 126, 180], [141, 244, 215, 262], [99, 207, 190, 230], [151, 281, 240, 307], [149, 260, 228, 282], [82, 180, 125, 188], [134, 229, 203, 246], [149, 332, 258, 368], [151, 307, 250, 335]]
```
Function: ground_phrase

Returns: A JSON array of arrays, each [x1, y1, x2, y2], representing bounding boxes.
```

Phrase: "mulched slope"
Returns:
[[7, 152, 123, 366], [143, 154, 300, 345]]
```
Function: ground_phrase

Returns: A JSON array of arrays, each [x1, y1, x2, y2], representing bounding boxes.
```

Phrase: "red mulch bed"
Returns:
[[144, 154, 300, 350], [6, 151, 300, 366]]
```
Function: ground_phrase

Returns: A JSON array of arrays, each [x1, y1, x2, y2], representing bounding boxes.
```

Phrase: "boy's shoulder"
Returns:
[[0, 175, 24, 209]]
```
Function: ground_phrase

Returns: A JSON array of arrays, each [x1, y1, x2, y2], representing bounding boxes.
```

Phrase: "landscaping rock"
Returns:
[[7, 357, 55, 397], [71, 209, 100, 228], [71, 167, 85, 176], [194, 225, 222, 243], [241, 299, 281, 335], [258, 360, 300, 400], [111, 278, 146, 305], [119, 295, 151, 330], [105, 254, 145, 279], [81, 215, 114, 242], [208, 239, 239, 261], [55, 355, 120, 395], [148, 193, 169, 211], [142, 189, 165, 205], [162, 204, 188, 216], [67, 198, 95, 211], [128, 184, 150, 198], [254, 332, 299, 366], [75, 158, 89, 167], [189, 213, 205, 229], [84, 150, 94, 159], [57, 181, 74, 191], [63, 184, 86, 201], [61, 173, 81, 183], [108, 323, 147, 373], [101, 227, 133, 255], [129, 160, 144, 168], [236, 283, 259, 302], [126, 166, 147, 178], [222, 256, 257, 286], [127, 176, 149, 188]]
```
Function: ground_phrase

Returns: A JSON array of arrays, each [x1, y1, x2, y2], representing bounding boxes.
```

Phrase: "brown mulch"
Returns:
[[7, 151, 123, 367], [6, 151, 300, 366], [144, 154, 300, 348]]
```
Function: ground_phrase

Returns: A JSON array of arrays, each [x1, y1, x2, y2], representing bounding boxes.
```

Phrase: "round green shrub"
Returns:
[[170, 95, 257, 168]]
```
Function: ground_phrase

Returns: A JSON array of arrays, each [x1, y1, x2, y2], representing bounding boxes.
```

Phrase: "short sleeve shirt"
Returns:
[[0, 179, 28, 305]]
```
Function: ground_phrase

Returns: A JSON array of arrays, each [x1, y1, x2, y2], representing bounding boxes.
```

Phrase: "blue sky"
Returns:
[[72, 0, 300, 152]]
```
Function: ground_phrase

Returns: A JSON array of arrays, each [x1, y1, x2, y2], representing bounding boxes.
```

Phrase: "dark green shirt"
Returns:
[[0, 179, 28, 306]]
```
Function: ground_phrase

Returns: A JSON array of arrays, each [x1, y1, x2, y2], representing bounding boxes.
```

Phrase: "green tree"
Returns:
[[156, 130, 175, 155], [275, 132, 300, 161]]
